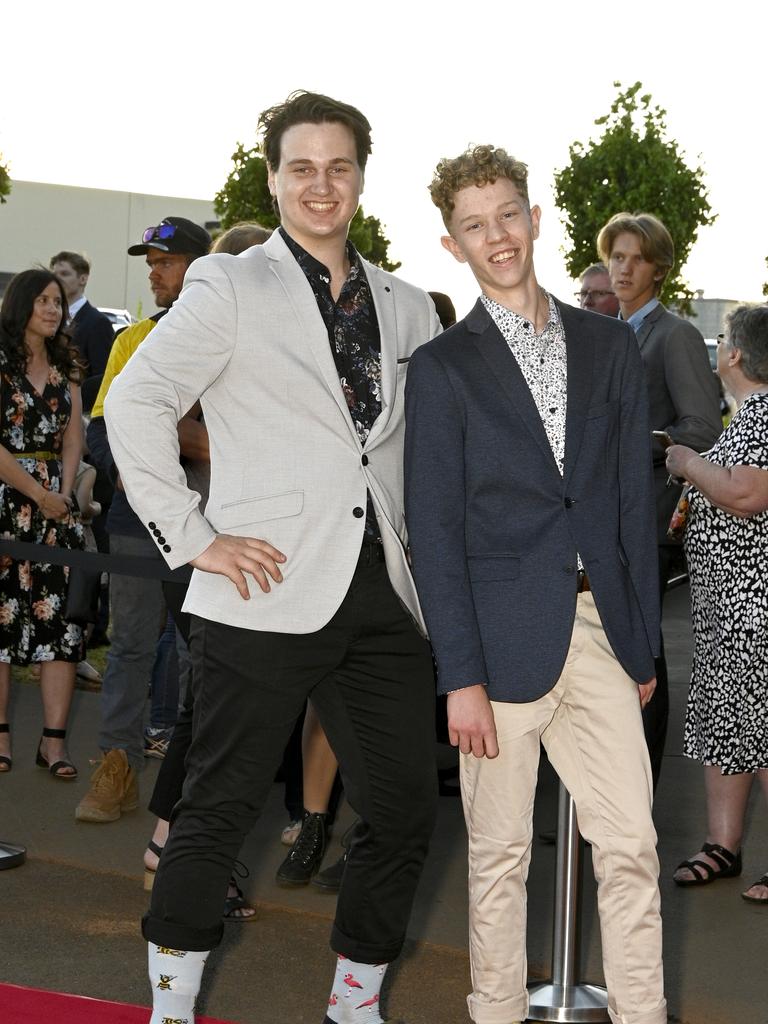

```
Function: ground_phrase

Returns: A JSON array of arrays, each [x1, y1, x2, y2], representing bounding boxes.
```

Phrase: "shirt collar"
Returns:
[[481, 290, 560, 341], [621, 296, 659, 332], [68, 295, 87, 320], [279, 227, 360, 283]]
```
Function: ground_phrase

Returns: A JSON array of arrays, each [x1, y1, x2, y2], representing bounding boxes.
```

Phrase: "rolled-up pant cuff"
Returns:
[[608, 999, 668, 1024], [330, 923, 402, 965], [142, 911, 223, 952], [467, 991, 528, 1023]]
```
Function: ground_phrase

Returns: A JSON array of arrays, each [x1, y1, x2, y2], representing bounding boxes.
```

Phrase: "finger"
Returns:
[[226, 568, 251, 601], [458, 732, 473, 756], [448, 727, 460, 748], [484, 730, 500, 759], [232, 549, 284, 584], [242, 538, 287, 563], [248, 564, 271, 594]]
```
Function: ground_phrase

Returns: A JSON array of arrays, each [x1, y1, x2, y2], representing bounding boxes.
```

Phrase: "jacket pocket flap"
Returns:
[[467, 554, 520, 581], [217, 489, 304, 529]]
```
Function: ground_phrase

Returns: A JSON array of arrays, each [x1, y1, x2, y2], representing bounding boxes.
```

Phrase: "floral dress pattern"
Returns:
[[682, 392, 768, 774], [0, 357, 84, 664]]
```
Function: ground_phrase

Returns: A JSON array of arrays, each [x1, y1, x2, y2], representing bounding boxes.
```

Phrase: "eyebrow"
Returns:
[[285, 157, 356, 167], [457, 201, 522, 226]]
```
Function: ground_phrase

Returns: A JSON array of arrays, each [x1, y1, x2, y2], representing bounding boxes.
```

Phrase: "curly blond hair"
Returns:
[[429, 145, 529, 228]]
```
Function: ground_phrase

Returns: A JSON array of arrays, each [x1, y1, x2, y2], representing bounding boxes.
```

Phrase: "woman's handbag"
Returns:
[[64, 563, 101, 625]]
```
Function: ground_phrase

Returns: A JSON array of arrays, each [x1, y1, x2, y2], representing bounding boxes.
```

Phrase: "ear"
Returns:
[[267, 165, 277, 197], [530, 204, 542, 240], [441, 234, 467, 264]]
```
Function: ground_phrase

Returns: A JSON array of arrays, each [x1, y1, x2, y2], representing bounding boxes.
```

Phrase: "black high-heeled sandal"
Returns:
[[35, 727, 78, 780], [144, 841, 255, 921], [0, 723, 11, 773]]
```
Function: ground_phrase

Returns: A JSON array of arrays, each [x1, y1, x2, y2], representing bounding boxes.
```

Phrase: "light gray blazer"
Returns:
[[104, 231, 440, 633]]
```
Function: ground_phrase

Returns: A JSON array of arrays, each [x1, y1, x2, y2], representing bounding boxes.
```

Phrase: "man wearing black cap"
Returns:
[[76, 217, 210, 824]]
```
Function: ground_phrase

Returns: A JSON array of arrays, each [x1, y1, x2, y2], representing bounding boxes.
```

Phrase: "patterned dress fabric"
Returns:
[[0, 357, 84, 664], [683, 392, 768, 774]]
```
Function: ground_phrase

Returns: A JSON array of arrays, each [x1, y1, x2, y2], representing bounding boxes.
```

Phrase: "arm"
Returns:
[[59, 383, 83, 498], [666, 445, 768, 517], [661, 319, 722, 452], [0, 446, 71, 522], [404, 345, 497, 757], [178, 402, 209, 461], [618, 324, 662, 665]]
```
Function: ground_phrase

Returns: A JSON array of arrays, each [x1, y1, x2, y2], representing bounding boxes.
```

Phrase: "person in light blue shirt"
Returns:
[[598, 212, 722, 791]]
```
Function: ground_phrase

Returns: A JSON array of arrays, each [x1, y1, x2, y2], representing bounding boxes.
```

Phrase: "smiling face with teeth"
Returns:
[[267, 120, 363, 256], [440, 177, 541, 307]]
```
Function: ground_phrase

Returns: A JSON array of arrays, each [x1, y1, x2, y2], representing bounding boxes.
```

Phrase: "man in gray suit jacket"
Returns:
[[105, 92, 440, 1024], [405, 146, 666, 1024], [598, 213, 722, 788]]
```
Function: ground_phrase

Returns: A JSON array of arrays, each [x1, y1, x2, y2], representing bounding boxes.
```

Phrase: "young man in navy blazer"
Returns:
[[404, 146, 666, 1024]]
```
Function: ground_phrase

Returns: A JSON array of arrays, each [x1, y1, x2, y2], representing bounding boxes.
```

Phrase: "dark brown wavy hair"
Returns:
[[0, 268, 83, 383]]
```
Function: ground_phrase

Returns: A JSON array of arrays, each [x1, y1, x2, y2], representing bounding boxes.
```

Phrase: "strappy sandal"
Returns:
[[0, 724, 11, 773], [35, 727, 78, 781], [674, 841, 742, 887], [144, 843, 256, 922], [741, 873, 768, 904]]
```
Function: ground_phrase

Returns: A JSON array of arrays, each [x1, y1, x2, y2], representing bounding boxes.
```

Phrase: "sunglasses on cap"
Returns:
[[142, 222, 179, 244]]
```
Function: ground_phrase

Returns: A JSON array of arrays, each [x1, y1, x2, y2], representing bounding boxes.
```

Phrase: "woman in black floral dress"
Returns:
[[0, 269, 84, 779], [666, 305, 768, 904]]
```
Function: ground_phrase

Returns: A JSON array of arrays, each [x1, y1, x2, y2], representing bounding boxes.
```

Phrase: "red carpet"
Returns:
[[0, 983, 239, 1023]]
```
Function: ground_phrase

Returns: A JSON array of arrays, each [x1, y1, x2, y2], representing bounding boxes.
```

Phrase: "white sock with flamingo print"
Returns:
[[325, 954, 388, 1023]]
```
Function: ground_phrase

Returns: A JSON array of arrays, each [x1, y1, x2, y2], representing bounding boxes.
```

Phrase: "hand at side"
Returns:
[[447, 684, 499, 758], [191, 534, 287, 600]]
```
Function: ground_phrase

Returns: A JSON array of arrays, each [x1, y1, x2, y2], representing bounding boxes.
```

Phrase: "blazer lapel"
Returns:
[[364, 260, 397, 447], [633, 302, 663, 354], [468, 300, 559, 472], [558, 299, 594, 486], [263, 233, 361, 449]]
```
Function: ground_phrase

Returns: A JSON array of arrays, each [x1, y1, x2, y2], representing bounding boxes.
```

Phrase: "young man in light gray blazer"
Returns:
[[105, 91, 440, 1024]]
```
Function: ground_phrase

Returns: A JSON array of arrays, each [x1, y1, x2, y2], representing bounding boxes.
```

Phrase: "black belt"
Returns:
[[358, 541, 386, 567], [577, 569, 591, 593]]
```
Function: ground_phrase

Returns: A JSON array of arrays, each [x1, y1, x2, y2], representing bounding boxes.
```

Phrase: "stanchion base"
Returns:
[[0, 842, 26, 870], [527, 981, 609, 1022]]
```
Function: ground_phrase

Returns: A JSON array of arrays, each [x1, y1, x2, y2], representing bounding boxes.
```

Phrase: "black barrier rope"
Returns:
[[0, 538, 190, 582]]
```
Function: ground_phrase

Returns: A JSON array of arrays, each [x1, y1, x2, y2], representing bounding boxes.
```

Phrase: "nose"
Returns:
[[310, 170, 331, 195]]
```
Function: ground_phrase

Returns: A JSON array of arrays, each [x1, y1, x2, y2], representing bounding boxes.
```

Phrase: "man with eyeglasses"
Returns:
[[576, 262, 619, 317], [76, 217, 211, 824]]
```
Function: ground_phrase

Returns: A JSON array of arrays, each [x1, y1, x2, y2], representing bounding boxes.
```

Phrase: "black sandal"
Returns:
[[144, 843, 256, 921], [741, 873, 768, 904], [0, 723, 11, 773], [674, 841, 742, 887], [35, 727, 78, 781]]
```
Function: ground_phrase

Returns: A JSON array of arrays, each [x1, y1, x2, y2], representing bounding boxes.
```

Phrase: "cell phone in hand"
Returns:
[[652, 430, 675, 450]]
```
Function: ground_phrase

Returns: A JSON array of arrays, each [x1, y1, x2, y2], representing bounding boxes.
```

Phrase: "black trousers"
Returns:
[[643, 544, 677, 790], [142, 551, 438, 960]]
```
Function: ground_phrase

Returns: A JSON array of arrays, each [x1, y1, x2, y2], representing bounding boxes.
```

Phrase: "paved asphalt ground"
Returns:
[[1, 583, 766, 1023]]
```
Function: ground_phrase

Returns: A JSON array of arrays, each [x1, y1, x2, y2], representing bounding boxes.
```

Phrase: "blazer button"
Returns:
[[564, 565, 575, 574], [361, 454, 369, 466], [163, 545, 171, 553], [353, 507, 364, 518], [152, 528, 161, 536], [148, 522, 157, 530], [564, 497, 574, 508]]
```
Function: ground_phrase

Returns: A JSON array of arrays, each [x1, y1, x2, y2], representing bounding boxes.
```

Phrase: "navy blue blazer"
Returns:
[[404, 297, 660, 703], [71, 300, 114, 376]]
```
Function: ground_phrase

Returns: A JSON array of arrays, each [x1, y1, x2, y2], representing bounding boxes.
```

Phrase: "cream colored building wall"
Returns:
[[0, 180, 216, 317]]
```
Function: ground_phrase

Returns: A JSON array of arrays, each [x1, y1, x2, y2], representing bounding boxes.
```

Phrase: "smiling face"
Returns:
[[25, 281, 64, 344], [146, 250, 190, 309], [267, 120, 363, 253], [608, 231, 664, 317], [441, 178, 540, 304]]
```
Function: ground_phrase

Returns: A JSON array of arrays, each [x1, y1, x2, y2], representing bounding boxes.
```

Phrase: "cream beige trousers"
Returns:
[[460, 592, 666, 1024]]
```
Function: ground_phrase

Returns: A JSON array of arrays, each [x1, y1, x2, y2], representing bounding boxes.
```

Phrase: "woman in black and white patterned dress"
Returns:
[[666, 305, 768, 904]]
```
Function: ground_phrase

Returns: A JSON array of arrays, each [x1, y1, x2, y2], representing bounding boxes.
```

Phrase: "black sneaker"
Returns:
[[275, 811, 329, 887]]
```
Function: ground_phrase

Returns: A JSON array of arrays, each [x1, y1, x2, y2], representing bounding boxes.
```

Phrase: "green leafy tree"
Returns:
[[0, 151, 10, 204], [214, 143, 400, 271], [553, 82, 715, 312]]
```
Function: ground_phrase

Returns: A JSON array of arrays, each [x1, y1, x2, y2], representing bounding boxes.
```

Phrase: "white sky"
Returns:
[[1, 0, 765, 320]]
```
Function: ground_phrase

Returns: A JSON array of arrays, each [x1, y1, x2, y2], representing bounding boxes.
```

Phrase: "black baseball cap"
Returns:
[[128, 217, 211, 258]]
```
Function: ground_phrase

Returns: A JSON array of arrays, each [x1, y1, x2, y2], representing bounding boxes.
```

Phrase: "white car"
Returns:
[[98, 307, 134, 334]]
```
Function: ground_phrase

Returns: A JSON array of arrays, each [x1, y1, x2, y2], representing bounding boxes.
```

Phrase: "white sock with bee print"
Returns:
[[148, 942, 209, 1024], [324, 954, 388, 1023]]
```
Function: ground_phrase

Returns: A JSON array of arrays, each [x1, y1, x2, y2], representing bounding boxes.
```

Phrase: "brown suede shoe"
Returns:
[[75, 749, 139, 822]]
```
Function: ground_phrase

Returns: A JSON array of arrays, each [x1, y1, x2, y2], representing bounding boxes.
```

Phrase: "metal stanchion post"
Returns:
[[527, 782, 609, 1022]]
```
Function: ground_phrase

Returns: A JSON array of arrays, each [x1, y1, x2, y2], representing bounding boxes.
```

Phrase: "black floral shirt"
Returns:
[[281, 229, 382, 542]]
